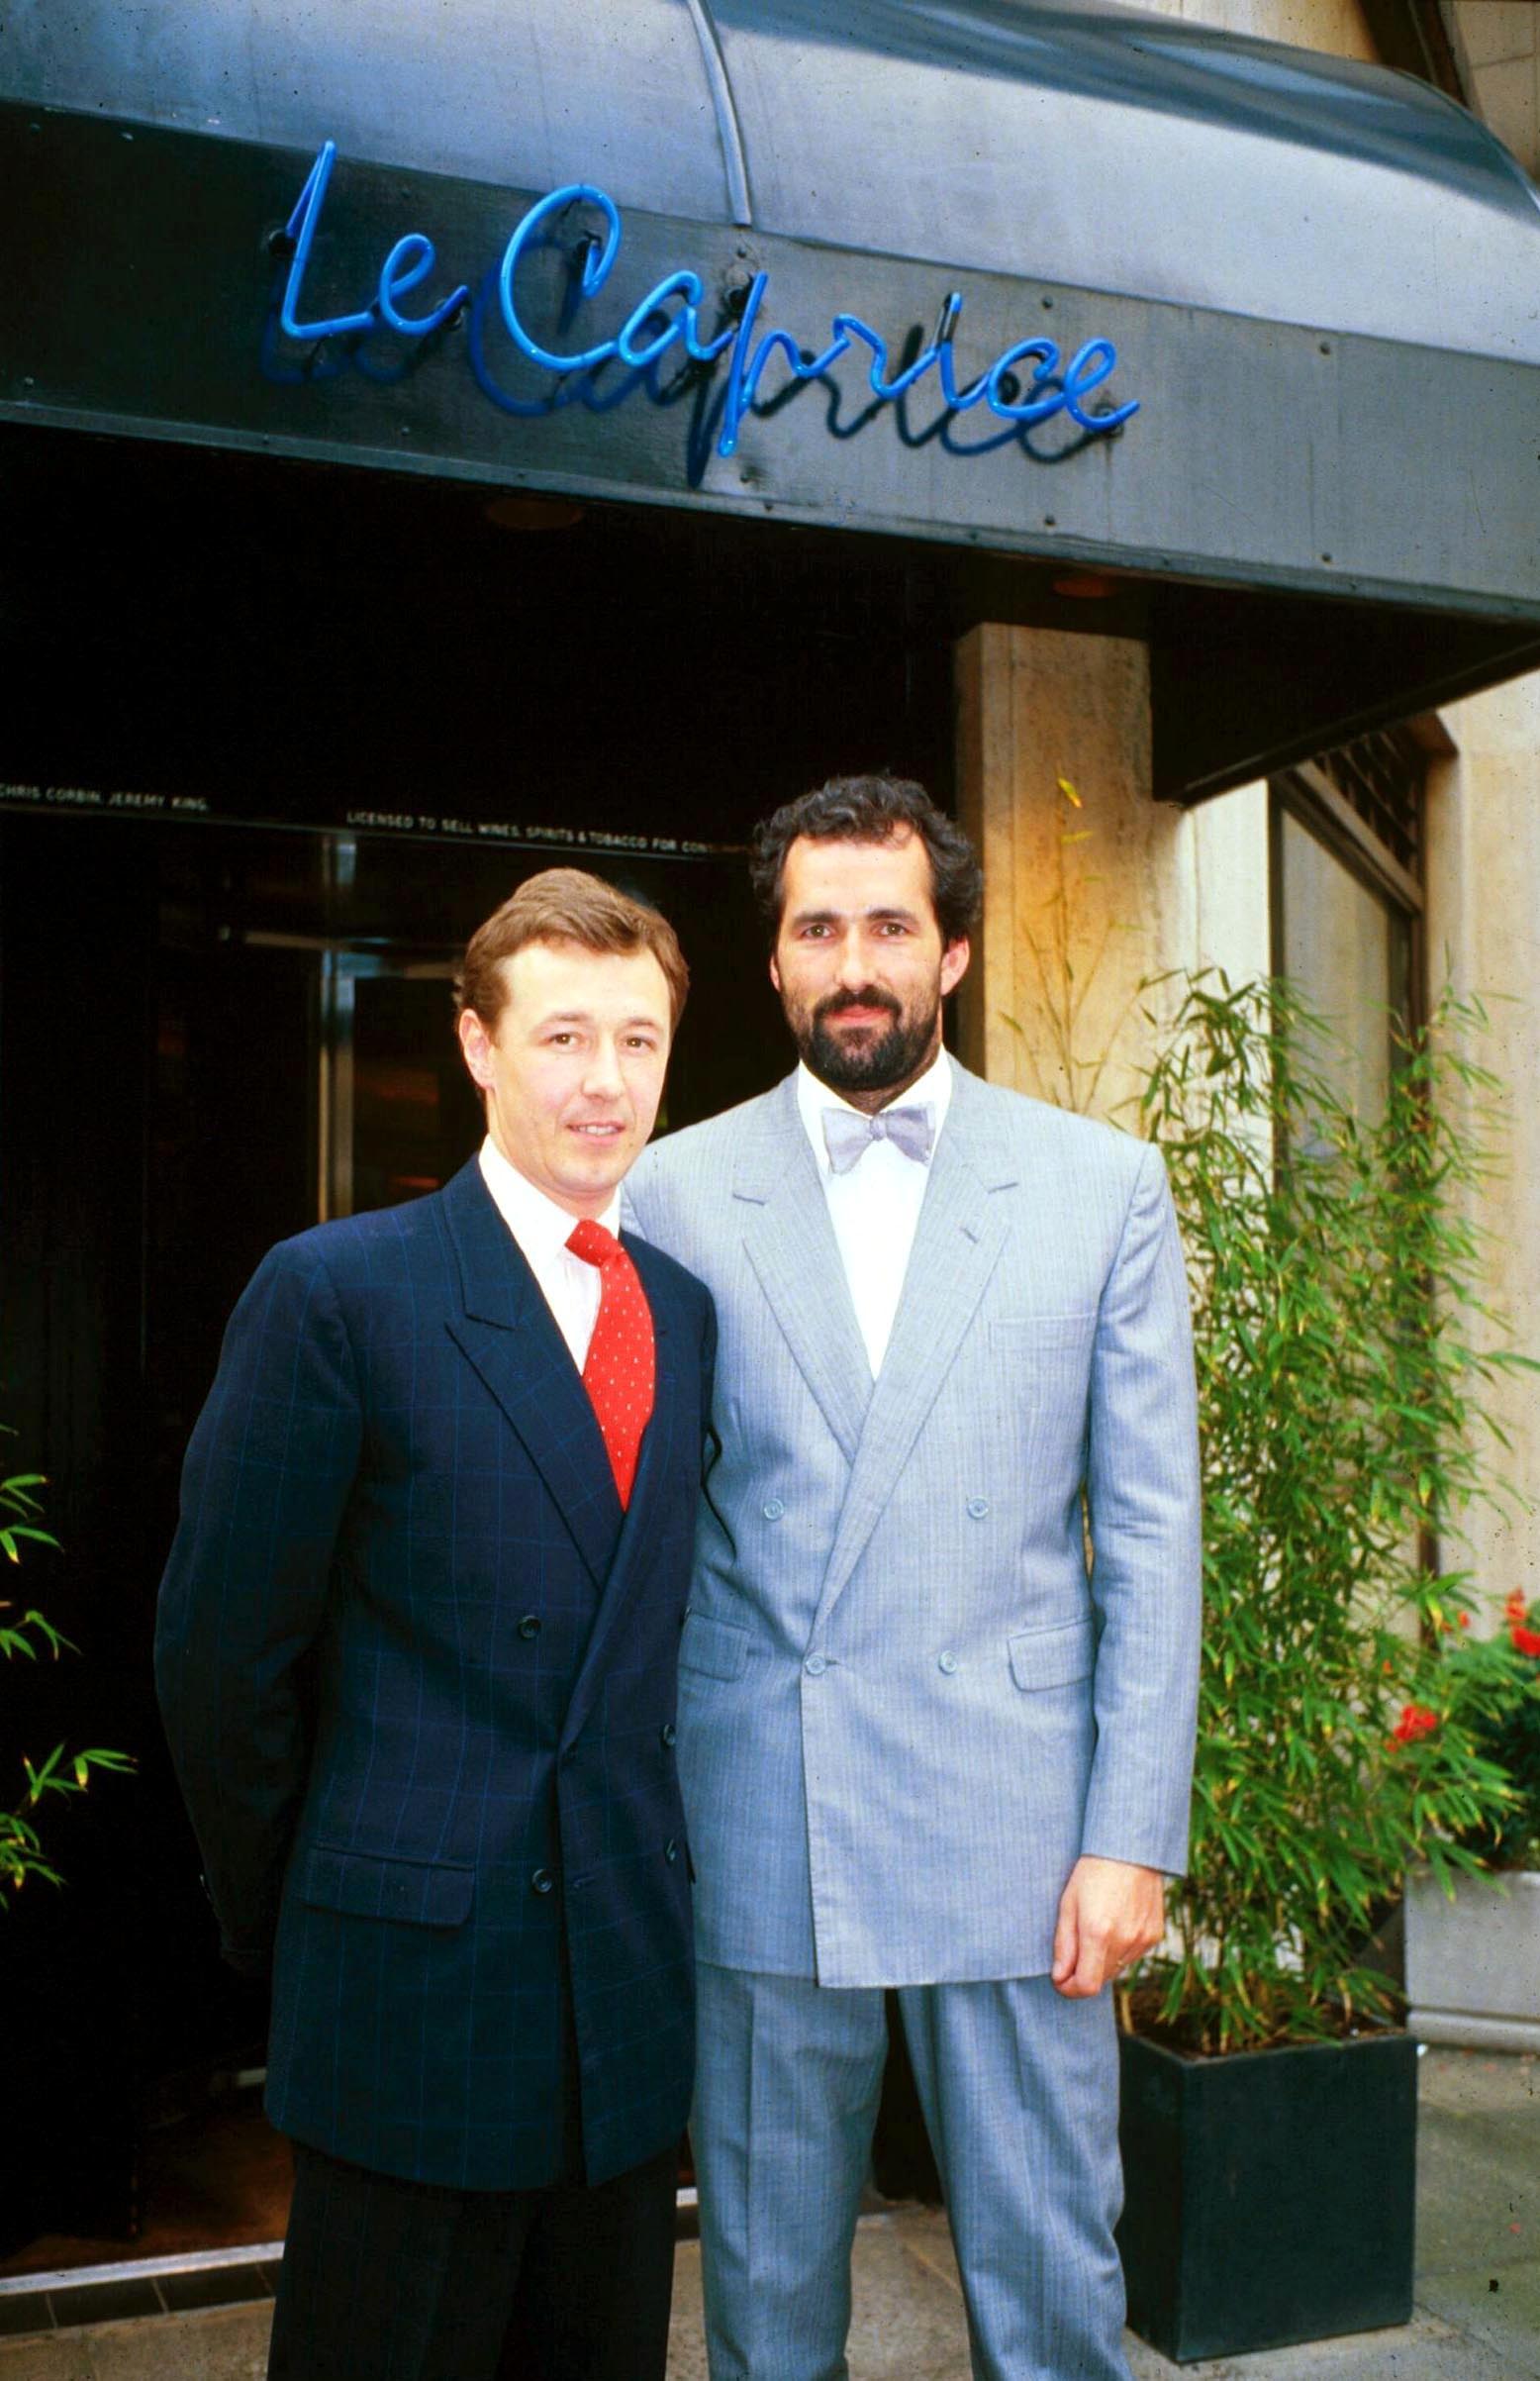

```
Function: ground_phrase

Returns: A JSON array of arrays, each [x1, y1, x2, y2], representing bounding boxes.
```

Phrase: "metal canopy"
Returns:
[[5, 0, 1540, 790], [8, 0, 1539, 364]]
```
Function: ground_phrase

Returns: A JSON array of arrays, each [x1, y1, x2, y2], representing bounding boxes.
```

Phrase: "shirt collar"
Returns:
[[796, 1045, 954, 1174], [478, 1137, 622, 1254]]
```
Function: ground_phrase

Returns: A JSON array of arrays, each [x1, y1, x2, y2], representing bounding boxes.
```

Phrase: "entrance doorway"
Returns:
[[0, 425, 956, 2266], [0, 806, 781, 2268]]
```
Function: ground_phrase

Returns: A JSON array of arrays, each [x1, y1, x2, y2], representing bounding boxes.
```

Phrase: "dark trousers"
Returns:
[[267, 2138, 680, 2381]]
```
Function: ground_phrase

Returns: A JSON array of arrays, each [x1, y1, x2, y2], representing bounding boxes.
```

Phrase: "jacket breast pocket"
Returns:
[[989, 1313, 1098, 1353], [981, 1315, 1098, 1460], [1008, 1618, 1097, 1692], [679, 1610, 752, 1683], [296, 1844, 475, 1929]]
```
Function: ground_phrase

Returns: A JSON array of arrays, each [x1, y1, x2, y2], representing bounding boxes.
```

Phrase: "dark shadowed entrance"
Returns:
[[0, 431, 952, 2260]]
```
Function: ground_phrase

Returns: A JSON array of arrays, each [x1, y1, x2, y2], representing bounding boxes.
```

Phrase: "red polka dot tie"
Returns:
[[566, 1219, 656, 1509]]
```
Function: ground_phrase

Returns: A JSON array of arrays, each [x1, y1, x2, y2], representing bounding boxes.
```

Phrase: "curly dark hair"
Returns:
[[748, 775, 983, 947]]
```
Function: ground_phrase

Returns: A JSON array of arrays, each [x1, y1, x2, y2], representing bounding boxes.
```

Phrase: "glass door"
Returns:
[[318, 953, 481, 1222]]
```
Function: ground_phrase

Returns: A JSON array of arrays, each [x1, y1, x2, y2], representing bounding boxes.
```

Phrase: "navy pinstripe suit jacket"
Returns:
[[154, 1157, 716, 2191]]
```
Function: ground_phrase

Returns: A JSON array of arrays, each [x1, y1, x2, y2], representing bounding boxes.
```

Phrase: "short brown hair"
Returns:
[[455, 867, 689, 1030], [749, 775, 983, 948]]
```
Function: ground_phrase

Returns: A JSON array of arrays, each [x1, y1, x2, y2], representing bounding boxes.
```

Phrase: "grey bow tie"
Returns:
[[821, 1104, 935, 1174]]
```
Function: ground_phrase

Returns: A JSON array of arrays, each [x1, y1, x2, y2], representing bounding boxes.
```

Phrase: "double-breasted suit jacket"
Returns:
[[625, 1061, 1201, 1990], [155, 1158, 716, 2189]]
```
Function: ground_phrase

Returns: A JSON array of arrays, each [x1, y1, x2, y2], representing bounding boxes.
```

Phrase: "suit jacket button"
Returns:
[[664, 1837, 680, 1863], [967, 1498, 991, 1520], [661, 1721, 678, 1749], [518, 1614, 541, 1640], [762, 1498, 786, 1521], [530, 1867, 555, 1895], [937, 1651, 959, 1675]]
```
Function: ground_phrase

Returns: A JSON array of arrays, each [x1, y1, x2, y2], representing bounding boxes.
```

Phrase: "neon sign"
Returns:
[[277, 141, 1138, 459]]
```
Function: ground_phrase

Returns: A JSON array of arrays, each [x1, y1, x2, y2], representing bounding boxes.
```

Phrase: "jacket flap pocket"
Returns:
[[298, 1845, 474, 1928], [1008, 1619, 1097, 1692], [679, 1610, 751, 1683]]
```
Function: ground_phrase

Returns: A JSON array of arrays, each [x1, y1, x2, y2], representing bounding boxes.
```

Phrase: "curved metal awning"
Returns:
[[4, 0, 1540, 767], [8, 0, 1539, 362]]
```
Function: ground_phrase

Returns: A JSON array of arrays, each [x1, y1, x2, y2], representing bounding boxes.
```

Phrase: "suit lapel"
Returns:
[[735, 1075, 872, 1465], [814, 1069, 1018, 1626], [440, 1160, 623, 1589], [561, 1233, 682, 1751]]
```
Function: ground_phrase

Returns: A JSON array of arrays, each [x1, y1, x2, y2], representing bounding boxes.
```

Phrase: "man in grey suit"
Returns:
[[625, 776, 1201, 2381]]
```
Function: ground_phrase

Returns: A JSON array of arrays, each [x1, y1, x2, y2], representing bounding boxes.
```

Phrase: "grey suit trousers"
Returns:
[[693, 1963, 1129, 2381]]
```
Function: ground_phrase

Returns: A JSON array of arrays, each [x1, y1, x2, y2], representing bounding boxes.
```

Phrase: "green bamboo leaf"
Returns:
[[1, 1458, 130, 1898], [1126, 972, 1529, 2047]]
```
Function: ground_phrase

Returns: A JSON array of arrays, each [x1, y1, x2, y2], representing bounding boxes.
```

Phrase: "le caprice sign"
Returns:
[[273, 140, 1139, 459]]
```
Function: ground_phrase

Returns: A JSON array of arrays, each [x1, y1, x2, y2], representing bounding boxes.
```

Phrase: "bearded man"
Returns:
[[625, 775, 1201, 2381]]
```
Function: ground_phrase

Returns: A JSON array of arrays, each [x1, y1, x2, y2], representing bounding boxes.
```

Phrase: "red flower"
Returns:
[[1511, 1626, 1540, 1658], [1392, 1704, 1439, 1744], [1506, 1590, 1529, 1624]]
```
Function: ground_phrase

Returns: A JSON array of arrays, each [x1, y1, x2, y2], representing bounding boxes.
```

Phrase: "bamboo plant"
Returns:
[[1130, 975, 1530, 2051], [2, 1452, 133, 1899]]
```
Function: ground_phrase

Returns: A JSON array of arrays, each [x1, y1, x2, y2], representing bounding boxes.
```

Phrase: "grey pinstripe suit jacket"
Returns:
[[625, 1060, 1201, 1990]]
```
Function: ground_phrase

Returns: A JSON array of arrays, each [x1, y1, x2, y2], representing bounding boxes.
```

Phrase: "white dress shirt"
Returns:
[[477, 1137, 619, 1373], [795, 1047, 954, 1377]]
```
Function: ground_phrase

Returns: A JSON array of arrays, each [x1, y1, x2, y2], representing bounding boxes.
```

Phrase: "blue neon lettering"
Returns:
[[378, 234, 469, 336], [279, 142, 376, 342], [1061, 339, 1139, 431], [936, 327, 995, 414], [718, 278, 856, 457], [985, 340, 1063, 425], [863, 318, 947, 404], [276, 148, 1139, 451], [279, 138, 470, 343], [498, 184, 623, 374], [617, 271, 737, 370], [720, 270, 772, 457]]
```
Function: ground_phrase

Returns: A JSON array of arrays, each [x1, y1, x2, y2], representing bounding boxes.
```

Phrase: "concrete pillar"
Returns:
[[1175, 777, 1272, 994], [954, 622, 1266, 1123], [1424, 670, 1540, 1621]]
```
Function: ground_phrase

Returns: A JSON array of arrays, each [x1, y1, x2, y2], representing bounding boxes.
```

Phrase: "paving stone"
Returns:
[[1418, 2050, 1540, 2123], [1417, 2050, 1539, 2285], [1418, 2261, 1540, 2381], [671, 2219, 978, 2381], [666, 2244, 711, 2381], [83, 2302, 272, 2381], [11, 2047, 1534, 2381], [846, 2214, 974, 2380], [1124, 2309, 1536, 2380], [1417, 2119, 1538, 2276], [0, 2335, 93, 2380]]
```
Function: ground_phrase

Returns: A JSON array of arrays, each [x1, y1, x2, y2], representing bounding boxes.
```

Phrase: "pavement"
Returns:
[[0, 2047, 1533, 2380]]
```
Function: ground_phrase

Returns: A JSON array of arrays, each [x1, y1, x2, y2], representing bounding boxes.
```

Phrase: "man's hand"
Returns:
[[1050, 1855, 1165, 1998]]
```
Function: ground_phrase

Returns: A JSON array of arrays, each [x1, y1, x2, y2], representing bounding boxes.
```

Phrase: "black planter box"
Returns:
[[1116, 2027, 1417, 2363]]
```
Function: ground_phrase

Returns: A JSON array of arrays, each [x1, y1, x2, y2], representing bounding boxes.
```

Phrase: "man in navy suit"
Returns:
[[156, 868, 716, 2381]]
